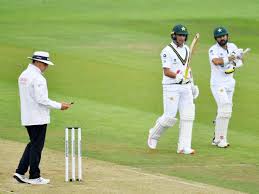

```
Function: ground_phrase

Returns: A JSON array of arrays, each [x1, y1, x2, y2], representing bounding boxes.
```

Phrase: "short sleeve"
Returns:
[[160, 50, 171, 68]]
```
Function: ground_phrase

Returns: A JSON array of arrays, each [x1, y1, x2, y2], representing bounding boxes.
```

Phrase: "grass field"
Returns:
[[0, 0, 259, 193]]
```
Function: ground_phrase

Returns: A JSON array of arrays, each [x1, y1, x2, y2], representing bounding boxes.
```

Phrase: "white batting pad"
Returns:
[[214, 117, 229, 144], [149, 116, 177, 140], [217, 103, 232, 119], [178, 120, 193, 151], [180, 103, 195, 121]]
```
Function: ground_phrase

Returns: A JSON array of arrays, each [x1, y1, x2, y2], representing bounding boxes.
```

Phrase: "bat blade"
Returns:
[[189, 33, 200, 55], [184, 33, 200, 79], [243, 48, 251, 54]]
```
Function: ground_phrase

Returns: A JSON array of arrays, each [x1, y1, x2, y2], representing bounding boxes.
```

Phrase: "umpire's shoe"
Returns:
[[13, 173, 28, 183]]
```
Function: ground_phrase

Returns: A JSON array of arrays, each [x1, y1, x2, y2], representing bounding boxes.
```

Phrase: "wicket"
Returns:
[[65, 127, 82, 182]]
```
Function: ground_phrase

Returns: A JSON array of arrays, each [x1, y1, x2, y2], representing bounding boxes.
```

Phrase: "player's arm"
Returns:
[[163, 68, 177, 78], [161, 49, 184, 83], [163, 68, 184, 83], [161, 51, 177, 78], [161, 50, 179, 79], [33, 77, 70, 110], [211, 55, 235, 66], [209, 48, 235, 66], [231, 44, 244, 68]]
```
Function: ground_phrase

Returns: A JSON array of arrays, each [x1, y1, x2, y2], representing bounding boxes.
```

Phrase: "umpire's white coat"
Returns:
[[18, 64, 61, 126]]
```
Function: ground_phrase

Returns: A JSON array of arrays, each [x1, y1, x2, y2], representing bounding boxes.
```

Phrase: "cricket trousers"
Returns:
[[210, 82, 235, 143], [148, 83, 195, 151], [16, 124, 47, 179], [163, 84, 195, 150]]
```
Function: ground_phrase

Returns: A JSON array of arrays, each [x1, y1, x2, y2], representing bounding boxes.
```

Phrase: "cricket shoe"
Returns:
[[147, 133, 158, 149], [177, 148, 195, 155], [27, 177, 50, 185], [13, 173, 28, 183], [211, 137, 230, 147], [217, 141, 230, 148]]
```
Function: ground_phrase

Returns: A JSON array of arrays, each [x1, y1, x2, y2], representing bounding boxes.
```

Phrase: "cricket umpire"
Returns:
[[13, 51, 71, 184]]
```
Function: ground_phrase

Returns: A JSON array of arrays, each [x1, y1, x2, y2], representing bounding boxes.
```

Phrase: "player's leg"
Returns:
[[224, 87, 235, 145], [14, 141, 31, 183], [147, 85, 179, 149], [177, 85, 195, 154], [211, 86, 232, 148], [211, 86, 220, 145], [28, 124, 47, 179]]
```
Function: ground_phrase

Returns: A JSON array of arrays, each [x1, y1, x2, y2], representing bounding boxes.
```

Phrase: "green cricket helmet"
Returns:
[[214, 26, 228, 39], [171, 24, 188, 41]]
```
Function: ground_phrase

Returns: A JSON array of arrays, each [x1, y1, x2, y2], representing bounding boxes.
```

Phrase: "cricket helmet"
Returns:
[[171, 24, 188, 41], [214, 26, 228, 39]]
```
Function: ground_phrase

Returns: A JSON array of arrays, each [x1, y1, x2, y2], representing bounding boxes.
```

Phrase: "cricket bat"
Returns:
[[243, 48, 251, 55], [184, 33, 200, 79]]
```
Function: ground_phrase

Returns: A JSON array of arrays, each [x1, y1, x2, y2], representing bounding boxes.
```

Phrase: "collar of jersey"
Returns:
[[28, 64, 42, 74], [217, 42, 229, 50], [171, 41, 185, 48]]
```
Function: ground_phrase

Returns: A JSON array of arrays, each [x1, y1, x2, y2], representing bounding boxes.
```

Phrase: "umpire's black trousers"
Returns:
[[16, 124, 47, 179]]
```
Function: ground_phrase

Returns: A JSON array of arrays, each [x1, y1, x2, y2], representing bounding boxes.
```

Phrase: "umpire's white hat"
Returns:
[[28, 51, 54, 65]]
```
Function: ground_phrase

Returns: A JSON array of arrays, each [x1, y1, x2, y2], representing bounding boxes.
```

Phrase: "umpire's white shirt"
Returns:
[[18, 64, 61, 126], [208, 42, 238, 86], [161, 42, 190, 84]]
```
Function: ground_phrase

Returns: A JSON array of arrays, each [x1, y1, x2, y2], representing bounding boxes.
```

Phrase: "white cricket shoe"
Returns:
[[211, 137, 230, 147], [217, 141, 229, 148], [147, 133, 158, 149], [27, 177, 50, 185], [13, 173, 28, 183], [177, 148, 195, 155]]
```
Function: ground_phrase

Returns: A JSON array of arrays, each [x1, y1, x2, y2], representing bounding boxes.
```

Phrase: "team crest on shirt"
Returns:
[[209, 50, 214, 54], [163, 54, 167, 58], [220, 53, 223, 56], [19, 77, 28, 85], [169, 97, 174, 101]]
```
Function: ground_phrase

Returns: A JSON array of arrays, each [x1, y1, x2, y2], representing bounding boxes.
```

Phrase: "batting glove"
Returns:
[[175, 73, 184, 84], [191, 84, 199, 99]]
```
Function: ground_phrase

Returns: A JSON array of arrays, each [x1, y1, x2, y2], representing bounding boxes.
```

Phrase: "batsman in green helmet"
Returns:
[[147, 24, 199, 155], [208, 26, 247, 148]]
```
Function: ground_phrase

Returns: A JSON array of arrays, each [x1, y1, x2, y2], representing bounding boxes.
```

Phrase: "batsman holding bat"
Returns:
[[147, 24, 199, 154], [209, 26, 249, 148]]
